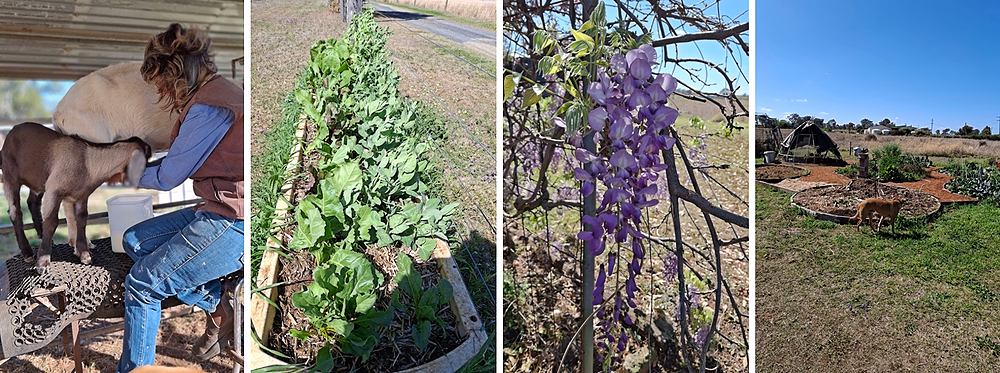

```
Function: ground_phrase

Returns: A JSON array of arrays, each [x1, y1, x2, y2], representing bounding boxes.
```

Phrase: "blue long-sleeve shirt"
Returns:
[[138, 104, 235, 191]]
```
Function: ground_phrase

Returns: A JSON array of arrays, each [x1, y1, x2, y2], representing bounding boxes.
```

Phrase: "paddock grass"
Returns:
[[377, 0, 495, 25], [756, 185, 1000, 372]]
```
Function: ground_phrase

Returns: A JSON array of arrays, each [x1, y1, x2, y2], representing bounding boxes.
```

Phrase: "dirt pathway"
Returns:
[[373, 8, 498, 241]]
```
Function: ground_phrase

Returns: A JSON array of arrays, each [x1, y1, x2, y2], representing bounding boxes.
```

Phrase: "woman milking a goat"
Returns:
[[113, 23, 244, 373]]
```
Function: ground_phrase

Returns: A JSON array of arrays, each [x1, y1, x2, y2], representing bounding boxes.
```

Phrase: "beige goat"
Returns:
[[0, 122, 151, 274], [52, 61, 177, 251], [53, 61, 177, 151]]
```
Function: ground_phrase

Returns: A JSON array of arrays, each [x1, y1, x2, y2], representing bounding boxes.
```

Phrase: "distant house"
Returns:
[[866, 125, 890, 135]]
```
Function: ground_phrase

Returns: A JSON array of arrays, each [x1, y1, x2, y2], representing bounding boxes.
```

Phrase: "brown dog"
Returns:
[[131, 366, 209, 373], [850, 197, 904, 234]]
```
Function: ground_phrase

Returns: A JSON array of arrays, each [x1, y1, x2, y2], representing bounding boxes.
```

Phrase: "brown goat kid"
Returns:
[[0, 122, 151, 274]]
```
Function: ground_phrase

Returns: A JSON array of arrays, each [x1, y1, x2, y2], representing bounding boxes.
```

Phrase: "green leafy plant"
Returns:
[[871, 143, 929, 182], [942, 161, 1000, 202], [290, 249, 393, 361], [835, 164, 859, 178], [393, 252, 454, 350]]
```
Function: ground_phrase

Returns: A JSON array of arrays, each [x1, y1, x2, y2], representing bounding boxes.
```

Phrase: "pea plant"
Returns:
[[283, 8, 458, 363], [504, 1, 749, 372], [394, 252, 455, 350]]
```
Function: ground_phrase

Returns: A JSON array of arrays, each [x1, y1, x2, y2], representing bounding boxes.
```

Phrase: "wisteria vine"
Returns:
[[503, 1, 750, 371], [573, 43, 680, 363]]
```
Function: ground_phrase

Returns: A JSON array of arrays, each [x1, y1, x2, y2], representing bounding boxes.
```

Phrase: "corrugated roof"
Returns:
[[0, 0, 244, 82]]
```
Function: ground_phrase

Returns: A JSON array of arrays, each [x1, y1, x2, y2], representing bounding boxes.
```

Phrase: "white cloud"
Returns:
[[819, 112, 829, 115], [759, 107, 773, 112], [793, 98, 808, 102]]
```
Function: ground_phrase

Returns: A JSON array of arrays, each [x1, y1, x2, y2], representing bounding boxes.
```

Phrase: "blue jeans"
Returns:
[[117, 208, 244, 373]]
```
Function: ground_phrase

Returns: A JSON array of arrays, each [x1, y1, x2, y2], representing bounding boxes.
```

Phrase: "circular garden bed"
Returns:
[[790, 178, 940, 222], [755, 163, 809, 183]]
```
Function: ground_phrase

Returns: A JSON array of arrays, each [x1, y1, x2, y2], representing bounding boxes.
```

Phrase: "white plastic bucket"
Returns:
[[107, 194, 154, 254], [763, 151, 776, 163]]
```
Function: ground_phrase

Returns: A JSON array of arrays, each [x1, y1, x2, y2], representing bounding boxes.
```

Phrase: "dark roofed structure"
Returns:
[[780, 122, 842, 160]]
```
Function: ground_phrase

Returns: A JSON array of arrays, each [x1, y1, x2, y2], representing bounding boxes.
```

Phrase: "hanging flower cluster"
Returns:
[[572, 44, 679, 361]]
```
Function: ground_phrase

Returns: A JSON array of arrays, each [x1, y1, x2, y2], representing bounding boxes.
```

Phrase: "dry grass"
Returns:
[[249, 0, 349, 183], [824, 131, 1000, 159], [376, 14, 497, 238], [380, 0, 495, 21]]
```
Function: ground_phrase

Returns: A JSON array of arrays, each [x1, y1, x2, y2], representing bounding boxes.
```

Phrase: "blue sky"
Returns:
[[649, 0, 749, 95], [756, 1, 1000, 132], [33, 80, 73, 112]]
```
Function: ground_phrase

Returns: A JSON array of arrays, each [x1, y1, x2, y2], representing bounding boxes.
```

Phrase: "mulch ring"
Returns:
[[770, 162, 977, 203], [754, 163, 808, 182], [791, 179, 940, 221]]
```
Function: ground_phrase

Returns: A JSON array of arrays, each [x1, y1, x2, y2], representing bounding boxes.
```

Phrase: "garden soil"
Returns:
[[791, 179, 940, 219], [754, 164, 808, 182]]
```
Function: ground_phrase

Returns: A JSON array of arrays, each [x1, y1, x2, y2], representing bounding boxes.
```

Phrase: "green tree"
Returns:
[[879, 118, 893, 128], [786, 113, 801, 126], [983, 126, 992, 136], [0, 81, 50, 120], [861, 118, 874, 128], [958, 123, 975, 136]]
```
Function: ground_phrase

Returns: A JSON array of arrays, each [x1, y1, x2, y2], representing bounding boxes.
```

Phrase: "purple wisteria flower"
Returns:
[[572, 44, 680, 357]]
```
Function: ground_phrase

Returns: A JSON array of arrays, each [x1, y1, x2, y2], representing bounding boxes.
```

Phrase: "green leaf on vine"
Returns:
[[503, 74, 515, 101], [522, 84, 543, 108], [571, 28, 595, 46], [565, 101, 586, 135], [532, 30, 555, 54], [591, 3, 607, 28], [538, 55, 560, 76]]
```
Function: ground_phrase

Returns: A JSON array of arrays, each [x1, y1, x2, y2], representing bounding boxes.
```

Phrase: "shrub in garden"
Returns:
[[871, 142, 929, 182], [835, 164, 859, 178]]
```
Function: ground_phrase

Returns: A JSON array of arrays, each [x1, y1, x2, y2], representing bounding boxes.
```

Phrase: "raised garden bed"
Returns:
[[251, 235, 487, 372], [790, 178, 940, 223], [755, 163, 809, 183], [250, 10, 485, 371], [250, 110, 486, 371]]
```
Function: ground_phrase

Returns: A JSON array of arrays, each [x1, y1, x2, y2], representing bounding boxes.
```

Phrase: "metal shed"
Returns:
[[0, 0, 244, 81]]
